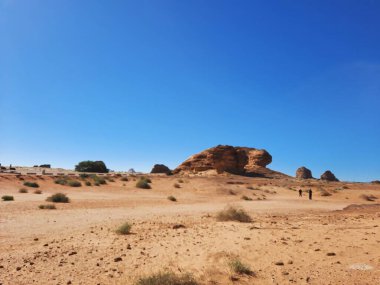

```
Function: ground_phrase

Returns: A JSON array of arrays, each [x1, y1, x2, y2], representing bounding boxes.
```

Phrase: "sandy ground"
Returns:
[[0, 173, 379, 285]]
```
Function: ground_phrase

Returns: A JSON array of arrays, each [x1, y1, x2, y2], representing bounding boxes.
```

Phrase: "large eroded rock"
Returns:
[[173, 145, 285, 178], [296, 167, 313, 179], [320, 170, 339, 182]]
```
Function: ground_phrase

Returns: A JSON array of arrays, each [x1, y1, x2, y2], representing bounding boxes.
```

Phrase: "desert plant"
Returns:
[[67, 180, 81, 187], [360, 194, 378, 202], [173, 183, 181, 188], [34, 190, 42, 194], [46, 193, 69, 203], [94, 182, 100, 186], [136, 178, 151, 189], [216, 206, 252, 223], [19, 188, 28, 193], [241, 195, 252, 201], [167, 195, 177, 202], [229, 258, 254, 276], [2, 195, 14, 201], [120, 176, 129, 181], [177, 179, 184, 183], [85, 181, 91, 186], [116, 222, 132, 235], [55, 178, 68, 185], [92, 175, 107, 185], [23, 181, 39, 188], [135, 272, 198, 285], [39, 204, 56, 209], [75, 160, 109, 173], [79, 173, 90, 179]]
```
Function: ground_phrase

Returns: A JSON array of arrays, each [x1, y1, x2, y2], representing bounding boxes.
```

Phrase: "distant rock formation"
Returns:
[[296, 167, 313, 179], [371, 180, 380, 184], [173, 145, 287, 178], [320, 170, 339, 182], [150, 164, 172, 175]]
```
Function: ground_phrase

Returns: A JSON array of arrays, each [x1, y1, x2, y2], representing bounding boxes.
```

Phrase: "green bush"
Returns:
[[136, 179, 151, 189], [216, 206, 252, 223], [75, 160, 109, 173], [24, 181, 39, 188], [46, 193, 69, 203], [68, 180, 81, 187], [79, 173, 90, 179], [85, 181, 91, 186], [19, 188, 28, 193], [229, 258, 254, 276], [2, 195, 14, 201], [116, 222, 132, 235], [92, 175, 107, 185], [55, 178, 68, 185], [167, 195, 177, 202], [135, 272, 198, 285], [39, 204, 56, 210]]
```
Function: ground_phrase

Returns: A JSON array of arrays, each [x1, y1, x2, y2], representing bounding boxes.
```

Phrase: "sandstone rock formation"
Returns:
[[151, 164, 172, 175], [296, 167, 313, 179], [173, 145, 286, 178], [320, 170, 339, 182]]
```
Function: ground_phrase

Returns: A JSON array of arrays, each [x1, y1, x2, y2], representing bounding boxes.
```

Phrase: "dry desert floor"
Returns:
[[0, 173, 379, 285]]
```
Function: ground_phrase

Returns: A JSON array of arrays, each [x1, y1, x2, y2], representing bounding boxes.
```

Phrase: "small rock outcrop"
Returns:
[[320, 170, 339, 182], [296, 167, 313, 179], [150, 164, 172, 175], [173, 145, 286, 178]]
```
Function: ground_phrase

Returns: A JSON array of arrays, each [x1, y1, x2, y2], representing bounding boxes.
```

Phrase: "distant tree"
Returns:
[[75, 161, 109, 173]]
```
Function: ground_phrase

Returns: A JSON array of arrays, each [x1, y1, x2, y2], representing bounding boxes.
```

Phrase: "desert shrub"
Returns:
[[116, 222, 132, 235], [140, 177, 152, 183], [79, 173, 89, 179], [319, 188, 332, 196], [135, 272, 198, 285], [39, 204, 56, 210], [136, 178, 151, 189], [360, 194, 378, 202], [68, 180, 81, 187], [173, 183, 181, 188], [105, 177, 115, 182], [168, 195, 177, 202], [94, 182, 100, 186], [46, 193, 69, 203], [34, 190, 42, 194], [24, 181, 39, 188], [216, 206, 252, 223], [2, 195, 14, 201], [229, 258, 254, 276], [19, 188, 28, 193], [241, 195, 252, 201], [85, 181, 91, 186], [177, 179, 184, 183], [92, 175, 107, 185], [55, 178, 68, 185], [120, 176, 129, 181], [75, 160, 109, 173]]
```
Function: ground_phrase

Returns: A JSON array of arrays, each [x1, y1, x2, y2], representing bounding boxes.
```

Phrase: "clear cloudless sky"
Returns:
[[1, 0, 380, 181]]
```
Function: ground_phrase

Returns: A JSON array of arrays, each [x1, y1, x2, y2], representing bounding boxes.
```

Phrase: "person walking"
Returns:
[[299, 189, 302, 197], [308, 189, 313, 200]]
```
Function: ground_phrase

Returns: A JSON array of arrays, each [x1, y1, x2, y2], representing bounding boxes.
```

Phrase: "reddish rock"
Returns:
[[173, 145, 286, 178], [320, 170, 339, 182], [150, 164, 172, 175], [296, 167, 313, 179]]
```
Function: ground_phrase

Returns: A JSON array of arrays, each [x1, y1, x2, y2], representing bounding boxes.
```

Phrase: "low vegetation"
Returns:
[[116, 222, 132, 235], [85, 181, 91, 186], [134, 272, 198, 285], [167, 195, 177, 202], [68, 180, 82, 187], [120, 176, 129, 181], [241, 195, 252, 201], [39, 204, 56, 210], [34, 190, 42, 194], [173, 183, 181, 188], [360, 194, 378, 202], [216, 206, 252, 223], [229, 258, 254, 276], [2, 195, 14, 201], [23, 181, 39, 188], [136, 177, 152, 189], [19, 188, 28, 193], [46, 193, 70, 203]]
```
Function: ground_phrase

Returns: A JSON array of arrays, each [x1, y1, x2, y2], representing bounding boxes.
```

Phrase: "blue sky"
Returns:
[[1, 0, 379, 181]]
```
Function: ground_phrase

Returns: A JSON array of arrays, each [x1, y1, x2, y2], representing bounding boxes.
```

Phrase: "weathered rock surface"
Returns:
[[173, 145, 286, 178], [320, 170, 339, 182], [296, 167, 313, 179], [150, 164, 172, 175]]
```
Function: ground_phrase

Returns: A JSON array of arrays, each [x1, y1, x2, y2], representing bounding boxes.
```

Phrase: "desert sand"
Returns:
[[0, 173, 379, 285]]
